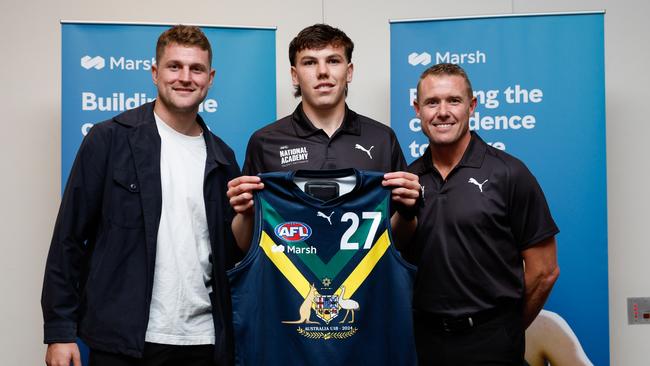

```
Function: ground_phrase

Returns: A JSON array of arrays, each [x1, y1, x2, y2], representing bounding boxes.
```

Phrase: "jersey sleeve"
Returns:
[[507, 159, 559, 250]]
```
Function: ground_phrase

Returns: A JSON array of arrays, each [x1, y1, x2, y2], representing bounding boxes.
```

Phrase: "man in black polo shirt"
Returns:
[[407, 63, 560, 365], [228, 24, 420, 249]]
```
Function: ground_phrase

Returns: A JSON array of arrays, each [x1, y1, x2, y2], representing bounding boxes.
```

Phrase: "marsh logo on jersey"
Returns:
[[275, 222, 312, 242], [279, 145, 309, 167]]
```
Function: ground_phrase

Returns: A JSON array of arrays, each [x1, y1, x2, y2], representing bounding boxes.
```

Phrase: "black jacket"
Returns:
[[41, 102, 241, 364]]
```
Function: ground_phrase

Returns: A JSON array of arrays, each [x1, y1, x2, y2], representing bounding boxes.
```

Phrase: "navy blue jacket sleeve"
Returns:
[[41, 125, 109, 343]]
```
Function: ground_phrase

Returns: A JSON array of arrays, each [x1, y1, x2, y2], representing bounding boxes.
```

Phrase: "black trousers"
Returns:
[[89, 343, 215, 366], [414, 308, 525, 366]]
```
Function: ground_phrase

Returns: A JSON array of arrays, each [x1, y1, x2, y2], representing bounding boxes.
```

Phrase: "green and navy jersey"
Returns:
[[228, 169, 417, 365]]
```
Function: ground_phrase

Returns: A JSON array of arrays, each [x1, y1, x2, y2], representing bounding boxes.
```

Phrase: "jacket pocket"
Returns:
[[110, 168, 144, 228]]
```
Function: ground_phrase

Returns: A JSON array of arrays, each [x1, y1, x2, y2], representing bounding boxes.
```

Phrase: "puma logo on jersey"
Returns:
[[354, 144, 374, 159], [317, 211, 334, 225], [468, 178, 488, 192]]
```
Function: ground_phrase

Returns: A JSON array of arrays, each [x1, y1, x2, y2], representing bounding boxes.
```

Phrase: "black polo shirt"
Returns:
[[242, 103, 406, 175], [407, 132, 558, 316]]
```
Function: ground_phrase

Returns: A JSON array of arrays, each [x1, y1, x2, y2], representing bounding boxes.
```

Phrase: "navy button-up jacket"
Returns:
[[41, 102, 241, 364]]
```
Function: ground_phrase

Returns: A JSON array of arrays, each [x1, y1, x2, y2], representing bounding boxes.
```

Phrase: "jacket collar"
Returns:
[[114, 100, 231, 166], [291, 102, 361, 137]]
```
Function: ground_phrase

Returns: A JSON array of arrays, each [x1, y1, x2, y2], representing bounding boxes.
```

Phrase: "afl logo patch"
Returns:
[[274, 222, 312, 242]]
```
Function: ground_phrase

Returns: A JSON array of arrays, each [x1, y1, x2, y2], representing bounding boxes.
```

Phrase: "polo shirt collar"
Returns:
[[291, 102, 362, 137], [411, 131, 487, 174], [457, 131, 487, 169]]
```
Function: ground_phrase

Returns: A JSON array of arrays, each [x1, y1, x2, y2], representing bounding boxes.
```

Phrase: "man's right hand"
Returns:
[[46, 343, 81, 366], [228, 176, 264, 252], [227, 176, 264, 215]]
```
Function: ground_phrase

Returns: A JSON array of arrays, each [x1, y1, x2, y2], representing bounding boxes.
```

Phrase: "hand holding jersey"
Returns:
[[382, 171, 421, 209], [382, 171, 421, 248], [228, 176, 264, 252], [228, 175, 264, 215]]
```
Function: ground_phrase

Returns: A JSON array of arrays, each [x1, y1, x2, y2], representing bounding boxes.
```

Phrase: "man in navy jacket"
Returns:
[[42, 25, 240, 366]]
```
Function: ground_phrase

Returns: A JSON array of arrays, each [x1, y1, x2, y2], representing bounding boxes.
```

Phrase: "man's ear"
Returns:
[[469, 96, 477, 115], [346, 62, 354, 83], [209, 68, 216, 88], [151, 64, 159, 85], [291, 66, 299, 87]]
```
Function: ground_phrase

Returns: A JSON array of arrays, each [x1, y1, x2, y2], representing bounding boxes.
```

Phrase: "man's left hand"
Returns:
[[382, 171, 420, 208]]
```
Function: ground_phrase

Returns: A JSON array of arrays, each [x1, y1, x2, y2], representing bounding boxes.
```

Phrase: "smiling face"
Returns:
[[152, 42, 215, 117], [291, 44, 353, 114], [414, 74, 477, 149]]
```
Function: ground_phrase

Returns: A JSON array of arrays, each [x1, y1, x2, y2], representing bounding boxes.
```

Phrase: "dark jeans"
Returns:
[[414, 308, 525, 366], [89, 343, 215, 366]]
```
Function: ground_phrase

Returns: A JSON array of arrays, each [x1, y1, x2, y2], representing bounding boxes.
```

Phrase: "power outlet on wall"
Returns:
[[627, 297, 650, 324]]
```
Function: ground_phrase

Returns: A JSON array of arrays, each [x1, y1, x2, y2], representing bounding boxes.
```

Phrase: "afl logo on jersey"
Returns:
[[275, 222, 312, 242]]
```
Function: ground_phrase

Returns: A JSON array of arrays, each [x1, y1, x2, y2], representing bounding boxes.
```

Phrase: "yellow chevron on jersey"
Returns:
[[260, 228, 391, 300], [259, 230, 311, 298], [337, 229, 390, 297]]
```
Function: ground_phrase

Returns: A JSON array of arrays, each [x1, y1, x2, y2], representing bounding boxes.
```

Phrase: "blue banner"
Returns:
[[391, 13, 607, 364], [62, 22, 277, 188]]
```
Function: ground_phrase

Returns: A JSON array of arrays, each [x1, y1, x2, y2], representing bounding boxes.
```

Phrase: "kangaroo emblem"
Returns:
[[317, 211, 334, 225], [338, 286, 360, 324], [282, 284, 319, 324], [468, 178, 488, 193], [354, 144, 374, 159]]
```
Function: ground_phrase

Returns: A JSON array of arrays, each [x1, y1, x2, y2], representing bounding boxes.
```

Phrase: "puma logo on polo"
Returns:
[[468, 178, 488, 192], [355, 144, 374, 159]]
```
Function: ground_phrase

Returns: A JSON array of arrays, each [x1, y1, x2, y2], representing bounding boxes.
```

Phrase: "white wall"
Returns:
[[1, 0, 647, 364]]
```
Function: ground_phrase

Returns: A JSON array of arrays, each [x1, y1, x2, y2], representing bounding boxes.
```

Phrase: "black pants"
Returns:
[[414, 309, 525, 366], [89, 343, 215, 366]]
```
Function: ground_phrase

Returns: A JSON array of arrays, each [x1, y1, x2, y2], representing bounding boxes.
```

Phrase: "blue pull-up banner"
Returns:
[[62, 22, 277, 186], [391, 12, 607, 365]]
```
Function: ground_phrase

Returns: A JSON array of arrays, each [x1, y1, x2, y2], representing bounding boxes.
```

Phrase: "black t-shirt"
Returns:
[[242, 103, 406, 175], [407, 132, 559, 316]]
